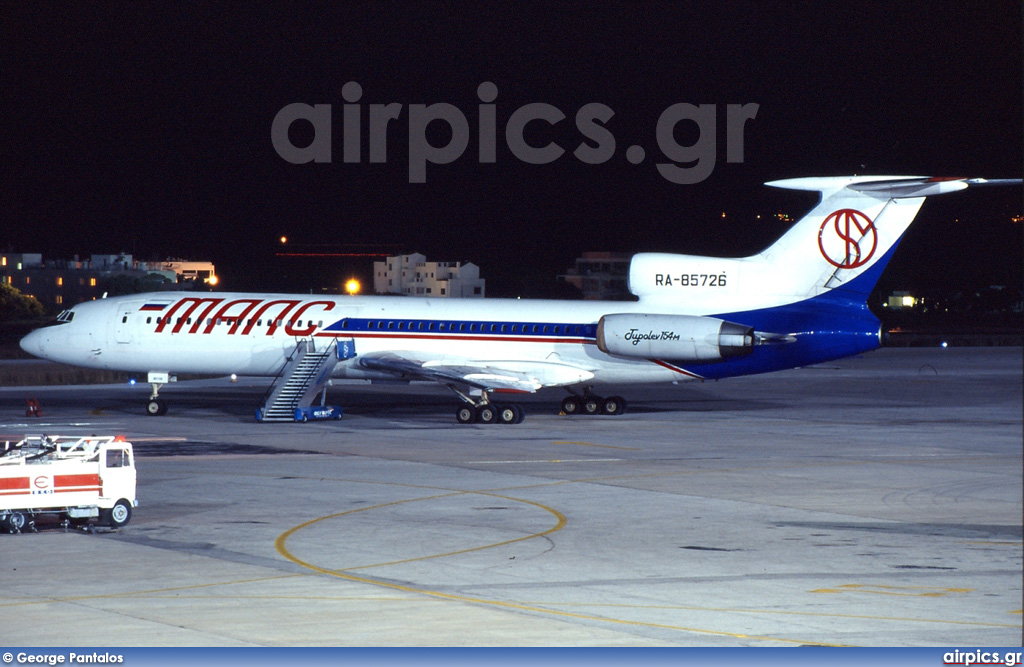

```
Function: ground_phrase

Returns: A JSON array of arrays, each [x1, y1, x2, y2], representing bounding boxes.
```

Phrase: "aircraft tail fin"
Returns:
[[756, 176, 1018, 301], [628, 176, 1020, 310]]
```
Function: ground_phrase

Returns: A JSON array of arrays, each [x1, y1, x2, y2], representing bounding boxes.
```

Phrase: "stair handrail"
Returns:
[[286, 339, 337, 406], [258, 339, 307, 408]]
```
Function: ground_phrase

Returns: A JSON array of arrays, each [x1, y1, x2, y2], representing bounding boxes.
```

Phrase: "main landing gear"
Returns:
[[455, 402, 525, 425], [561, 392, 627, 417], [449, 385, 525, 425]]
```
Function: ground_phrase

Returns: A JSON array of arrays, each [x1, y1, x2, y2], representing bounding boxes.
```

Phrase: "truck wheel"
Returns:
[[4, 512, 27, 534], [104, 500, 132, 528]]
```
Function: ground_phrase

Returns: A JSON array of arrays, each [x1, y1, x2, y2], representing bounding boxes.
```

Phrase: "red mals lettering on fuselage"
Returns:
[[151, 297, 335, 336]]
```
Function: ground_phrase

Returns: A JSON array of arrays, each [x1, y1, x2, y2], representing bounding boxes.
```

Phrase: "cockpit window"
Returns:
[[54, 310, 75, 323]]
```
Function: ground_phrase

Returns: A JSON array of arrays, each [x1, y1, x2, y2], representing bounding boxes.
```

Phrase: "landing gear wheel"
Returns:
[[146, 399, 168, 416], [456, 405, 477, 424], [561, 396, 580, 415], [476, 405, 497, 424], [601, 396, 627, 416], [102, 504, 132, 528], [4, 512, 26, 534], [497, 404, 522, 424], [582, 395, 602, 415]]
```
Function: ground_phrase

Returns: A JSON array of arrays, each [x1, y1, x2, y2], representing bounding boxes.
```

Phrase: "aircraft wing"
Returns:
[[357, 352, 595, 393]]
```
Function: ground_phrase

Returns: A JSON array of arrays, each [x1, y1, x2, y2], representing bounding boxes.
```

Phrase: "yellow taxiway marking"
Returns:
[[811, 584, 974, 597], [5, 584, 1018, 631], [505, 601, 1022, 629], [275, 490, 566, 572], [275, 493, 842, 646]]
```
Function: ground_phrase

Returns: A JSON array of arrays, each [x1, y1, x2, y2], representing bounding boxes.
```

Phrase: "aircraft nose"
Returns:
[[19, 328, 47, 358]]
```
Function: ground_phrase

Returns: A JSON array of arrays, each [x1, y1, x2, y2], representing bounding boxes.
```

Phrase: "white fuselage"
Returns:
[[23, 292, 698, 387]]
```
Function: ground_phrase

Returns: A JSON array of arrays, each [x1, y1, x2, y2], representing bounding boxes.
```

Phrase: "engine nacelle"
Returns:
[[596, 313, 753, 362]]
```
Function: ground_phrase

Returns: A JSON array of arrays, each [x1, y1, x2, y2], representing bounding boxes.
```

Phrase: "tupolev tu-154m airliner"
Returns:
[[20, 176, 1021, 424]]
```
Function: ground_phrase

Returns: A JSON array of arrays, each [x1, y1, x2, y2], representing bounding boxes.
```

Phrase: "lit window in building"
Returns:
[[90, 278, 97, 286], [57, 276, 63, 286]]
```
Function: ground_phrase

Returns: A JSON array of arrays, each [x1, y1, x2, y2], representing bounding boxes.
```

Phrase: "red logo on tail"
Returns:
[[818, 209, 877, 269]]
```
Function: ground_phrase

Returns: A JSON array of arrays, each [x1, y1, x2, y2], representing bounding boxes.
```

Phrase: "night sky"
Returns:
[[4, 3, 1022, 297]]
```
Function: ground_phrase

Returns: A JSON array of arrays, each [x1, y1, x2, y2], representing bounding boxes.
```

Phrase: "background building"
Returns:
[[1, 252, 216, 311], [373, 253, 485, 297]]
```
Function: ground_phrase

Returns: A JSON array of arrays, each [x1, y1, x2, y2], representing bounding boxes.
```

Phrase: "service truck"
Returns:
[[0, 435, 137, 533]]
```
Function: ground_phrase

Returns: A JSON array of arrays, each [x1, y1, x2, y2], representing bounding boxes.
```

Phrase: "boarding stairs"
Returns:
[[257, 338, 355, 422]]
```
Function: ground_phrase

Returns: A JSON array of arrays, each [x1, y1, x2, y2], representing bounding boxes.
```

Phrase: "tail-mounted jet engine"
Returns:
[[596, 314, 754, 362]]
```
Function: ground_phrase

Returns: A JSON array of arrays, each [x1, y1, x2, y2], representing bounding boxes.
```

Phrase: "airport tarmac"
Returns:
[[0, 347, 1020, 646]]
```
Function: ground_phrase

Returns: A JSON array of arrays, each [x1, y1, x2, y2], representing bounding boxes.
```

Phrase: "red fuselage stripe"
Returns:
[[652, 359, 703, 379]]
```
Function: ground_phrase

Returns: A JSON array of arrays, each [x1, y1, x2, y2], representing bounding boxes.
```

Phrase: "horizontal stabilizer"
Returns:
[[766, 176, 1022, 199]]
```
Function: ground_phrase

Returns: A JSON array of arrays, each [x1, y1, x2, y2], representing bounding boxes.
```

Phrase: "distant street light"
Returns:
[[345, 279, 361, 295]]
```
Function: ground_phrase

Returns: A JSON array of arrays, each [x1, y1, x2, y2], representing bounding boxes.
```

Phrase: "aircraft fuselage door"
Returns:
[[114, 303, 141, 344]]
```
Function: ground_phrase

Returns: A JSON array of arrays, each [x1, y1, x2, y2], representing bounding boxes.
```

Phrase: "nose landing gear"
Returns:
[[144, 372, 174, 416]]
